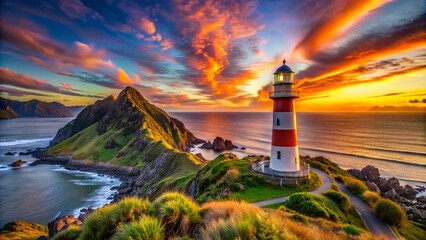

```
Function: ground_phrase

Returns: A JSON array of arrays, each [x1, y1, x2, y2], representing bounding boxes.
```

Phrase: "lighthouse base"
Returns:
[[252, 161, 310, 180]]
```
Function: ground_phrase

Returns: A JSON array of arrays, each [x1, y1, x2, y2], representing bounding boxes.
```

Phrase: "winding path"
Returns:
[[337, 182, 398, 240], [252, 169, 398, 239], [253, 168, 332, 207]]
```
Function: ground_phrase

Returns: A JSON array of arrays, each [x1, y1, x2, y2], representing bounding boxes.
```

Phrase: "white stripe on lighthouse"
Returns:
[[270, 145, 300, 172], [272, 112, 296, 130]]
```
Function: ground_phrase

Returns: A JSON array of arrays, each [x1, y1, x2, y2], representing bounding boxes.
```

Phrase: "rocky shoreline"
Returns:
[[348, 165, 426, 223]]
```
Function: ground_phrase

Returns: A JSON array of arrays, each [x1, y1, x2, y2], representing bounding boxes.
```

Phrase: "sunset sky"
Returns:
[[0, 0, 425, 111]]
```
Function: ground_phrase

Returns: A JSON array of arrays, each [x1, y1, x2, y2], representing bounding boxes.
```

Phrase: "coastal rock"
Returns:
[[401, 185, 417, 200], [104, 139, 121, 149], [200, 141, 212, 149], [128, 168, 140, 177], [240, 147, 246, 150], [366, 181, 381, 194], [78, 208, 94, 221], [416, 196, 426, 204], [384, 189, 398, 199], [47, 215, 82, 238], [387, 177, 400, 188], [361, 165, 380, 182], [5, 152, 15, 156], [347, 169, 363, 180], [212, 137, 237, 151], [376, 178, 393, 192], [8, 160, 26, 167]]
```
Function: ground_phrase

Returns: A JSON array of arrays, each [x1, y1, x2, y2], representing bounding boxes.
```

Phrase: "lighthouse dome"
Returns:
[[274, 59, 294, 73]]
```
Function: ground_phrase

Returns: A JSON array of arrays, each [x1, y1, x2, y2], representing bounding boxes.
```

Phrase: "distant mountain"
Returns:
[[369, 105, 426, 112], [49, 86, 204, 197], [0, 97, 73, 118], [0, 106, 21, 120]]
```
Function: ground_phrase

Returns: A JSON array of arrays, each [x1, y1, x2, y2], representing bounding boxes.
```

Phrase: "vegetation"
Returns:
[[52, 225, 81, 240], [4, 192, 375, 240], [0, 221, 47, 240], [80, 197, 152, 239], [374, 198, 407, 227], [113, 216, 164, 240], [344, 178, 368, 196], [322, 190, 351, 211], [362, 190, 381, 208], [194, 154, 321, 203], [152, 192, 201, 236], [393, 221, 426, 240], [284, 192, 366, 229], [343, 224, 363, 236]]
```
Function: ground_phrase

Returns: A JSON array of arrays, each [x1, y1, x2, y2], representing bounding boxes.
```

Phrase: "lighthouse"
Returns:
[[269, 59, 300, 173]]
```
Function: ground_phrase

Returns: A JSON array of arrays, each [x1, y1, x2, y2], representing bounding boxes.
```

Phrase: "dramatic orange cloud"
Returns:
[[172, 0, 264, 97], [139, 18, 156, 34], [293, 0, 389, 60]]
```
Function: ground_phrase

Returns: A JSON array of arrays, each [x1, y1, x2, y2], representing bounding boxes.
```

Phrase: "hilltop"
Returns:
[[0, 97, 73, 118], [47, 86, 205, 198]]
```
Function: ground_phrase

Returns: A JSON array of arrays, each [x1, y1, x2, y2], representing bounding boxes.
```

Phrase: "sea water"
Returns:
[[0, 112, 425, 225]]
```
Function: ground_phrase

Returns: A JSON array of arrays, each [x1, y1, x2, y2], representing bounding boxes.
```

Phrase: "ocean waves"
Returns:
[[0, 138, 52, 147]]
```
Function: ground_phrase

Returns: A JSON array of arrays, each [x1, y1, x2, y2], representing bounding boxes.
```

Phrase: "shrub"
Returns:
[[200, 212, 296, 240], [374, 198, 407, 227], [343, 224, 362, 235], [363, 191, 381, 208], [290, 213, 309, 224], [112, 216, 164, 240], [153, 192, 200, 236], [80, 205, 117, 240], [345, 178, 368, 196], [284, 193, 340, 221], [112, 197, 152, 223], [52, 225, 81, 240], [80, 197, 152, 240], [323, 190, 351, 211]]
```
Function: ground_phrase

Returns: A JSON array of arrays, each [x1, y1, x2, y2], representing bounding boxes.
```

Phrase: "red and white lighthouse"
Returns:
[[269, 59, 300, 172]]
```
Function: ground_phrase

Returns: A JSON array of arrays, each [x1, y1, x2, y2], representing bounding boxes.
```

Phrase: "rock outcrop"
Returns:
[[199, 137, 237, 151], [50, 96, 115, 146], [8, 160, 26, 167], [348, 165, 426, 223], [47, 215, 83, 238], [0, 97, 73, 118]]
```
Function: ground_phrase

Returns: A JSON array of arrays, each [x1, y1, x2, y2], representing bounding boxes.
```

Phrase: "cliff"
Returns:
[[0, 97, 73, 118]]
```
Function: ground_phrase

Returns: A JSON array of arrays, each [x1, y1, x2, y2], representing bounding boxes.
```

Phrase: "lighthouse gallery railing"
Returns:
[[269, 91, 299, 98]]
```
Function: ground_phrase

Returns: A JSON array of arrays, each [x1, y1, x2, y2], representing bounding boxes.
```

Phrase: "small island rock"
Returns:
[[8, 160, 27, 167]]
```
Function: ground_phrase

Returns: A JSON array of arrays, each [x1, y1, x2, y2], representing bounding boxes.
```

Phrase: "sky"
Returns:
[[0, 0, 425, 111]]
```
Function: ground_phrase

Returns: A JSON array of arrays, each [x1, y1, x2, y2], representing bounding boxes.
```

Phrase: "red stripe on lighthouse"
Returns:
[[272, 129, 298, 147], [273, 98, 294, 112]]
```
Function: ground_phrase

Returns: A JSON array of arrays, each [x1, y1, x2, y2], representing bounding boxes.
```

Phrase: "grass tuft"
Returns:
[[112, 216, 164, 240]]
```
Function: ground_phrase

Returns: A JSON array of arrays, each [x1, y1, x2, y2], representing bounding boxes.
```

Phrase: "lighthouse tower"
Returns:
[[269, 59, 300, 173]]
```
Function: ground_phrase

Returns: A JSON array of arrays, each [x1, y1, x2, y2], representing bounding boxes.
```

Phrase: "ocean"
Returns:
[[0, 118, 120, 225], [0, 112, 425, 225]]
